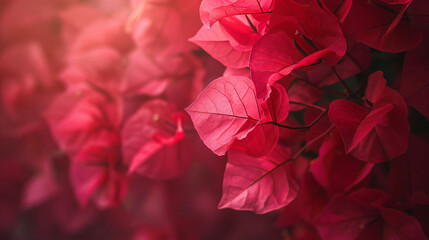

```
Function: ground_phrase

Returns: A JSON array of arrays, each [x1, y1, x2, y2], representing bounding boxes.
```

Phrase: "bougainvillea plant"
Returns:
[[0, 0, 428, 239]]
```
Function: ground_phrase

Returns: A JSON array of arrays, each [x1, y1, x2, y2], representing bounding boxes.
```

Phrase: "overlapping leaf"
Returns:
[[329, 71, 409, 163], [343, 0, 421, 52], [200, 0, 273, 27], [218, 146, 298, 214], [250, 0, 346, 98], [186, 76, 261, 155], [121, 100, 191, 179], [190, 23, 251, 68]]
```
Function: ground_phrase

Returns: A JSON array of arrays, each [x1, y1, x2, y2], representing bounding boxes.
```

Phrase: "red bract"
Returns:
[[232, 83, 290, 156], [320, 0, 354, 22], [316, 189, 427, 240], [128, 0, 201, 55], [71, 132, 127, 209], [185, 76, 261, 156], [277, 173, 329, 227], [122, 52, 204, 106], [21, 161, 59, 209], [0, 43, 58, 129], [44, 85, 127, 208], [121, 100, 191, 179], [164, 54, 206, 110], [70, 16, 132, 54], [44, 84, 120, 157], [62, 16, 132, 92], [59, 4, 104, 48], [121, 51, 177, 97], [0, 0, 65, 60], [250, 0, 346, 98], [329, 71, 409, 163], [186, 76, 289, 157], [400, 28, 429, 120], [191, 0, 271, 69], [66, 46, 123, 86], [388, 134, 429, 203], [190, 23, 251, 68], [200, 0, 273, 27], [343, 0, 421, 52], [310, 129, 373, 194], [2, 0, 429, 238], [218, 147, 298, 214], [300, 39, 371, 87], [0, 160, 30, 239]]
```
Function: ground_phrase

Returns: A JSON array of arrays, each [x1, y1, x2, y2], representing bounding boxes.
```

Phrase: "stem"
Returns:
[[331, 66, 353, 96], [246, 125, 335, 189], [245, 15, 258, 33], [331, 66, 365, 103], [256, 0, 264, 13], [260, 121, 313, 130], [291, 125, 335, 159], [346, 52, 364, 73], [260, 110, 327, 130], [290, 101, 326, 111]]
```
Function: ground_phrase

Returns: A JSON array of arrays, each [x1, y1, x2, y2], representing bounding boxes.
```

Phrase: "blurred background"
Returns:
[[0, 0, 286, 239]]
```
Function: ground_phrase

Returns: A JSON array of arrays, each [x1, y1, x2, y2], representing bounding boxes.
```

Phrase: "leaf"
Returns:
[[329, 100, 395, 163], [287, 79, 323, 111], [67, 46, 123, 91], [232, 83, 289, 157], [71, 16, 132, 54], [58, 4, 103, 46], [250, 0, 346, 98], [400, 27, 429, 120], [328, 99, 370, 151], [343, 0, 421, 52], [128, 0, 201, 55], [200, 0, 273, 27], [218, 147, 298, 214], [231, 123, 279, 157], [0, 43, 56, 123], [329, 72, 410, 163], [276, 173, 329, 226], [189, 23, 250, 69], [316, 189, 388, 240], [263, 82, 290, 123], [21, 161, 59, 209], [217, 15, 265, 50], [321, 0, 354, 22], [121, 100, 191, 179], [44, 84, 120, 157], [303, 38, 371, 87], [71, 131, 128, 209], [192, 0, 272, 69], [389, 134, 429, 202], [317, 189, 427, 240], [186, 76, 261, 155], [310, 129, 373, 194], [379, 207, 428, 240], [121, 51, 174, 97]]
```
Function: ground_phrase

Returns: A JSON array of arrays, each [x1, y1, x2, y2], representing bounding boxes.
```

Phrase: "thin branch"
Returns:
[[291, 125, 335, 159], [245, 14, 258, 33], [331, 66, 353, 96], [246, 125, 335, 189], [259, 110, 327, 130], [289, 101, 327, 111]]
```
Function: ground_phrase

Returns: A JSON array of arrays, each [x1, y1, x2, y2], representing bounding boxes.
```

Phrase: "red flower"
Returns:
[[329, 71, 410, 163]]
